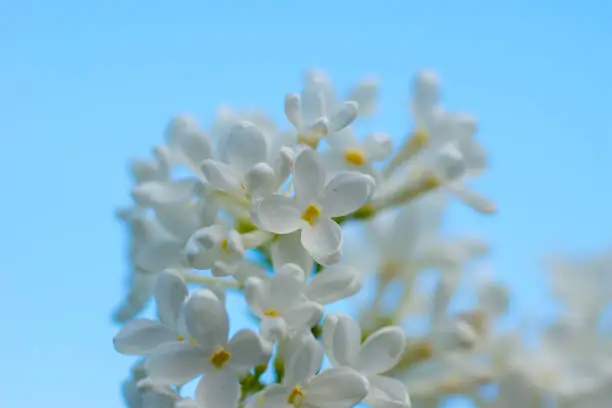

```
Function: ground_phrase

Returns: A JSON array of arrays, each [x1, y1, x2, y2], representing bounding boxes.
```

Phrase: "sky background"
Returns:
[[2, 1, 611, 407]]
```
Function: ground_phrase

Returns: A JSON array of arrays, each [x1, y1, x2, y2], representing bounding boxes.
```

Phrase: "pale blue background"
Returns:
[[2, 1, 611, 407]]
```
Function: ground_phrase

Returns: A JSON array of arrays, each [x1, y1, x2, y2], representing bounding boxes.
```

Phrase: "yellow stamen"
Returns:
[[176, 336, 184, 342], [263, 308, 280, 318], [287, 386, 305, 407], [220, 238, 230, 254], [343, 148, 367, 166], [301, 204, 321, 225], [210, 347, 231, 369]]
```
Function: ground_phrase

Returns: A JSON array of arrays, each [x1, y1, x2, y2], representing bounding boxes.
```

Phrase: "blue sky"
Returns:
[[2, 1, 611, 407]]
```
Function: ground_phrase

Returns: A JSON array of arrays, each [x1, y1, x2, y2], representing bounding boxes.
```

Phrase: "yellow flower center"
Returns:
[[301, 203, 321, 225], [220, 238, 230, 254], [263, 308, 280, 317], [343, 148, 367, 166], [287, 386, 305, 407], [210, 347, 231, 369], [410, 129, 429, 148]]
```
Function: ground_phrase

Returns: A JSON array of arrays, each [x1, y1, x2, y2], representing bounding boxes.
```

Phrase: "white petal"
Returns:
[[271, 232, 314, 277], [155, 272, 189, 330], [285, 331, 324, 388], [155, 202, 201, 241], [192, 225, 228, 250], [184, 289, 229, 349], [322, 313, 341, 362], [245, 162, 276, 197], [273, 147, 294, 189], [357, 327, 405, 375], [283, 299, 324, 330], [135, 239, 185, 273], [293, 148, 325, 205], [132, 179, 197, 207], [228, 329, 272, 373], [196, 369, 240, 408], [411, 71, 440, 116], [305, 367, 369, 408], [200, 159, 244, 194], [347, 77, 378, 116], [257, 195, 305, 234], [300, 81, 326, 126], [244, 276, 269, 316], [301, 218, 342, 266], [362, 133, 392, 162], [285, 93, 301, 130], [271, 263, 305, 308], [225, 123, 269, 174], [260, 316, 288, 342], [259, 384, 291, 408], [365, 375, 411, 408], [328, 314, 361, 367], [304, 265, 362, 305], [114, 319, 177, 355], [327, 101, 358, 133], [320, 172, 375, 218], [165, 116, 213, 169], [186, 246, 215, 270], [448, 183, 496, 214], [146, 342, 208, 384]]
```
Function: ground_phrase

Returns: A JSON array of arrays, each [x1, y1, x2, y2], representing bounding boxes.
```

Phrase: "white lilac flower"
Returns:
[[259, 331, 369, 408], [164, 115, 214, 174], [186, 225, 245, 277], [146, 289, 271, 408], [323, 128, 392, 180], [244, 263, 324, 341], [284, 76, 359, 148], [130, 145, 172, 184], [322, 313, 410, 408], [256, 148, 375, 265], [200, 122, 270, 198], [114, 272, 189, 355]]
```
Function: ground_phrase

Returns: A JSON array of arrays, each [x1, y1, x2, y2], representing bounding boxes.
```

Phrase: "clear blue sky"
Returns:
[[2, 1, 611, 407]]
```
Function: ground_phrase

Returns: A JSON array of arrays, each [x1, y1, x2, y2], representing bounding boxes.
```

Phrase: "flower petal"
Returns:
[[347, 77, 378, 117], [135, 238, 185, 273], [285, 331, 324, 388], [259, 384, 291, 408], [245, 162, 276, 197], [228, 329, 272, 373], [271, 263, 306, 308], [132, 179, 198, 207], [327, 101, 358, 133], [300, 81, 326, 126], [146, 342, 208, 384], [304, 265, 362, 305], [301, 218, 342, 266], [196, 369, 240, 408], [357, 327, 405, 375], [328, 314, 361, 367], [284, 299, 324, 331], [285, 93, 301, 129], [113, 318, 177, 355], [320, 172, 375, 218], [184, 289, 229, 350], [225, 122, 269, 174], [200, 159, 243, 194], [155, 272, 189, 330], [260, 316, 288, 342], [165, 115, 213, 169], [257, 195, 305, 234], [365, 375, 411, 408], [271, 232, 314, 277], [362, 133, 392, 162], [305, 367, 369, 408], [293, 148, 325, 205]]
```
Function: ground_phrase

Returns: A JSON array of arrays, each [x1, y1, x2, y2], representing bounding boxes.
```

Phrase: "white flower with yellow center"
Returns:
[[146, 289, 272, 408], [113, 272, 190, 355], [322, 313, 410, 408], [244, 263, 324, 341], [259, 331, 369, 408], [200, 122, 269, 198], [284, 77, 359, 148], [323, 128, 392, 179], [256, 148, 375, 265], [186, 225, 245, 277]]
